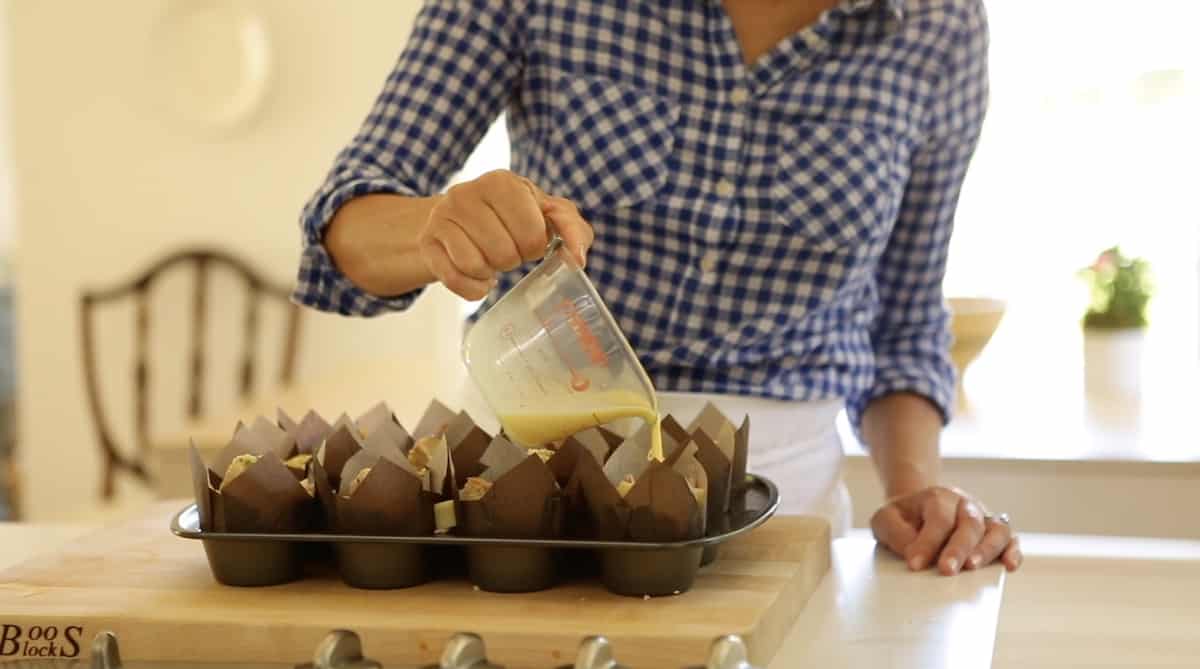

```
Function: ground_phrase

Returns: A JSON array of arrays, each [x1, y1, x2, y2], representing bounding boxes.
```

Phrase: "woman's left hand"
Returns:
[[870, 485, 1022, 575]]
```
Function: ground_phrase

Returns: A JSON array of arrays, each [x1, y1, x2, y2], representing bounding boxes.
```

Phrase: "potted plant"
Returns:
[[1077, 246, 1153, 398]]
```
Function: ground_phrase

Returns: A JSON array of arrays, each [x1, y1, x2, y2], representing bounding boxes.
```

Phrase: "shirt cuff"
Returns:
[[846, 350, 957, 445], [293, 177, 425, 317], [292, 241, 423, 317]]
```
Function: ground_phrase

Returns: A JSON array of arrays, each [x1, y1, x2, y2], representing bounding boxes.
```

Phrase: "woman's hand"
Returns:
[[870, 485, 1022, 575], [420, 169, 594, 300]]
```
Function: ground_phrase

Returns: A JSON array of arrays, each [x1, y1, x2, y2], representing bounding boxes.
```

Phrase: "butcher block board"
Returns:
[[0, 501, 830, 668]]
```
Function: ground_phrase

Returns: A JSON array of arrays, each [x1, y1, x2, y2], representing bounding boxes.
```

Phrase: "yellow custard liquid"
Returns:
[[499, 393, 663, 461]]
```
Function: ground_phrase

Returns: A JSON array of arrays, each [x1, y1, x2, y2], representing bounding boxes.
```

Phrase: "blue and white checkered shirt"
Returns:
[[296, 0, 989, 431]]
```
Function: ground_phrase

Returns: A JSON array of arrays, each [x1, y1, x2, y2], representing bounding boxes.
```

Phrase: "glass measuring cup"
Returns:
[[461, 241, 661, 455]]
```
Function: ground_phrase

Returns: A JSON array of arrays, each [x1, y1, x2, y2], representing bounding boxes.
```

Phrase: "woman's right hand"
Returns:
[[419, 170, 594, 300]]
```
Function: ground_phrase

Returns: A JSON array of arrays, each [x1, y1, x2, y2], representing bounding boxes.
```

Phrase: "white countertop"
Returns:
[[994, 533, 1200, 669], [779, 531, 1005, 668]]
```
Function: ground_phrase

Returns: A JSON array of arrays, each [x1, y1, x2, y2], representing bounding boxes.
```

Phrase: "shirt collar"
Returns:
[[700, 0, 905, 22], [847, 0, 906, 22]]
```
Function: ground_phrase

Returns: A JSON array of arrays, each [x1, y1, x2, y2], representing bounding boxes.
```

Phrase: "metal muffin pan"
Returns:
[[171, 473, 778, 597]]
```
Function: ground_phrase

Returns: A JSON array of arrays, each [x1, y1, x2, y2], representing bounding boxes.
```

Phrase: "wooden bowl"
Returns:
[[948, 297, 1006, 411]]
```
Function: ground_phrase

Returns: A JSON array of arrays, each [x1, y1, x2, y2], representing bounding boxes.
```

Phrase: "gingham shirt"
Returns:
[[295, 0, 989, 431]]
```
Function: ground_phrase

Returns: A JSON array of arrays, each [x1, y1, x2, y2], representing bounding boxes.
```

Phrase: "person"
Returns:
[[295, 0, 1021, 575]]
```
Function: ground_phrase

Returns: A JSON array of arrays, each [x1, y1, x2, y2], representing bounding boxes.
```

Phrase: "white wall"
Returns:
[[0, 0, 14, 254], [7, 0, 459, 521]]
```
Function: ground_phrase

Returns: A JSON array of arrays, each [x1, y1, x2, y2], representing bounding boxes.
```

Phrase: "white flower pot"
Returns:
[[1083, 328, 1145, 399]]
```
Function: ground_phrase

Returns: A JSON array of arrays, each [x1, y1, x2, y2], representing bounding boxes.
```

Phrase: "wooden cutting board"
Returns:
[[0, 501, 829, 668]]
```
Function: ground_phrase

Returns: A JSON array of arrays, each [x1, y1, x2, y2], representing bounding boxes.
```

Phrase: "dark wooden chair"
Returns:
[[81, 248, 301, 500]]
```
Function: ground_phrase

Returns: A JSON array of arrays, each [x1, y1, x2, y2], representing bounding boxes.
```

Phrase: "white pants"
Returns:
[[453, 381, 852, 538]]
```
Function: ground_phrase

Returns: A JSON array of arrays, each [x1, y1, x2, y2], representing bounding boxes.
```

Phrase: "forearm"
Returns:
[[323, 193, 443, 298], [294, 1, 533, 315], [861, 392, 943, 498]]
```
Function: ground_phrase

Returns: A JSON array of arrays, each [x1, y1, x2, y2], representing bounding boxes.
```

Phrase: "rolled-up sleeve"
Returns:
[[294, 0, 527, 316], [847, 1, 989, 431]]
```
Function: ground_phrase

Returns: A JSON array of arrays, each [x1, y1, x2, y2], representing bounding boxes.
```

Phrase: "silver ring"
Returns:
[[987, 512, 1011, 526]]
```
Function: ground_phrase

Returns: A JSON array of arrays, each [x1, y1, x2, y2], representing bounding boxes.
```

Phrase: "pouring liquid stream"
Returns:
[[498, 391, 664, 462]]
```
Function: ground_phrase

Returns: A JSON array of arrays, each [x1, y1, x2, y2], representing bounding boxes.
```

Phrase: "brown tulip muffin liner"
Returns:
[[455, 435, 564, 592], [187, 425, 318, 586], [322, 403, 450, 589]]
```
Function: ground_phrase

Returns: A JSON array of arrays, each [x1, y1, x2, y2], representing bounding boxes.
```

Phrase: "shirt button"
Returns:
[[730, 88, 749, 105], [715, 179, 736, 197], [699, 252, 719, 274]]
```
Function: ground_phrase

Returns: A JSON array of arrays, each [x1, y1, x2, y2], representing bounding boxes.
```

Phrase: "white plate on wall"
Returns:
[[146, 0, 272, 135]]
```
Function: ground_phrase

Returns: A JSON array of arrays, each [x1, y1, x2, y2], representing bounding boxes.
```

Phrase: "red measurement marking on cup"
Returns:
[[559, 298, 609, 366], [537, 312, 588, 394], [501, 321, 548, 395], [535, 299, 600, 394], [570, 372, 591, 392]]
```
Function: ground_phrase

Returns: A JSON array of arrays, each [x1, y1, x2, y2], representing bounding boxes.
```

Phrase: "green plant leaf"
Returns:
[[1078, 246, 1153, 329]]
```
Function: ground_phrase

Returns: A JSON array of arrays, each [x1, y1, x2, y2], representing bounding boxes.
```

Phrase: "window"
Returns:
[[945, 1, 1200, 415]]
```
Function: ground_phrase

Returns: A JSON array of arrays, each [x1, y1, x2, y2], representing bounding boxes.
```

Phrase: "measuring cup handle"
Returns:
[[519, 175, 585, 268]]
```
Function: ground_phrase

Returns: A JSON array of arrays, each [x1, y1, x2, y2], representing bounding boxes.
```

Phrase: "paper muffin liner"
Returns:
[[277, 409, 332, 454], [457, 435, 564, 540], [331, 451, 438, 536], [544, 429, 611, 538], [574, 420, 709, 542], [313, 414, 365, 492], [316, 402, 451, 536], [273, 411, 330, 481], [188, 421, 316, 533], [686, 402, 750, 508]]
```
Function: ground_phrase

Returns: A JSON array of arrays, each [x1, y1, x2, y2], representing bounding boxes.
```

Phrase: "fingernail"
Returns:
[[946, 558, 959, 574], [577, 245, 588, 268], [968, 554, 981, 568], [907, 555, 923, 570]]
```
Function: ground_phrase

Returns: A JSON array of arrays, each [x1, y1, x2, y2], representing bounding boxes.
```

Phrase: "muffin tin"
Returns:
[[171, 473, 778, 597]]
